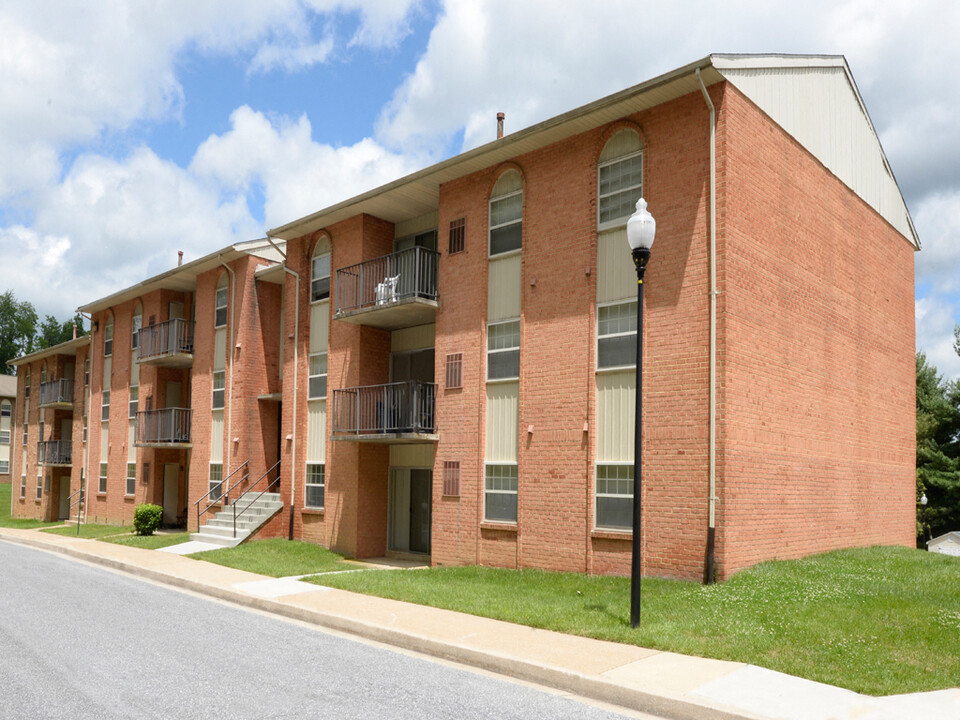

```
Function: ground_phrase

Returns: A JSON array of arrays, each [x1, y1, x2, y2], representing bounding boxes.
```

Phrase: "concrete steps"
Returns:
[[191, 492, 283, 548]]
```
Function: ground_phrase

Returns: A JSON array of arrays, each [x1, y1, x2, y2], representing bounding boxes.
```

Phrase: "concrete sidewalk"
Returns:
[[1, 527, 956, 720]]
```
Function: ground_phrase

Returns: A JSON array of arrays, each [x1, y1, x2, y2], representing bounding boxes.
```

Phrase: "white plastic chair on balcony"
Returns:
[[375, 275, 399, 305]]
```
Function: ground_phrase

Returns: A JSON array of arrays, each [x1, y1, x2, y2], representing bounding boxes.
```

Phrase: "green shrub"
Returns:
[[133, 504, 163, 536]]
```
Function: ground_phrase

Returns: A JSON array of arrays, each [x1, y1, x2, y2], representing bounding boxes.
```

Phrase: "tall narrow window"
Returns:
[[489, 170, 522, 256], [597, 301, 638, 369], [128, 386, 139, 418], [20, 474, 26, 498], [99, 463, 107, 493], [22, 419, 28, 446], [126, 463, 136, 496], [132, 303, 142, 350], [104, 317, 114, 356], [84, 359, 90, 387], [24, 368, 30, 398], [487, 320, 520, 381], [36, 469, 43, 500], [445, 353, 463, 389], [598, 129, 643, 229], [215, 276, 228, 328], [101, 391, 110, 421], [305, 464, 324, 508], [311, 252, 331, 302], [82, 415, 87, 444], [308, 353, 327, 399], [595, 465, 633, 530], [443, 461, 461, 497], [212, 371, 225, 409], [209, 463, 223, 501]]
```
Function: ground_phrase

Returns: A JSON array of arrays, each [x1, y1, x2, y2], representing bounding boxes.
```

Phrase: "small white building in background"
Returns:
[[927, 532, 960, 557]]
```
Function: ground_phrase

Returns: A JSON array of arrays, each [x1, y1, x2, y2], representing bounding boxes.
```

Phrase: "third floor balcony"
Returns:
[[334, 246, 439, 330], [37, 440, 72, 466], [138, 318, 194, 367], [38, 379, 74, 408]]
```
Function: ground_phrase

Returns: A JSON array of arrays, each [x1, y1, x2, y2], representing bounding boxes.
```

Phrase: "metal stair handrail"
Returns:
[[67, 474, 86, 535], [231, 459, 282, 538], [194, 460, 249, 531]]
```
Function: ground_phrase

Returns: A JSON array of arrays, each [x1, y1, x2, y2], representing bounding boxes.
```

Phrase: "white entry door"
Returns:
[[162, 463, 179, 525]]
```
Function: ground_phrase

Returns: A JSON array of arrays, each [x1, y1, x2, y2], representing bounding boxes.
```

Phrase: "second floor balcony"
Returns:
[[37, 440, 72, 466], [331, 380, 437, 443], [38, 379, 74, 408], [334, 246, 439, 330], [135, 407, 192, 448], [138, 318, 195, 367]]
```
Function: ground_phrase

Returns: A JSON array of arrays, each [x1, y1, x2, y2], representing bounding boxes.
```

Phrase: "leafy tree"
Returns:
[[0, 291, 38, 375], [37, 312, 86, 349], [916, 350, 960, 542]]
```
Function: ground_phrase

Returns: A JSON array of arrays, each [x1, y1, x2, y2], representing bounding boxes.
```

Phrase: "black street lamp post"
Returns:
[[626, 198, 656, 628]]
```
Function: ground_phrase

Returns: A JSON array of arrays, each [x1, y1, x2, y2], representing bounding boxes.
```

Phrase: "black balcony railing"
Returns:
[[38, 379, 74, 406], [335, 246, 439, 315], [37, 440, 72, 465], [332, 380, 436, 437], [138, 318, 194, 361], [135, 407, 192, 445]]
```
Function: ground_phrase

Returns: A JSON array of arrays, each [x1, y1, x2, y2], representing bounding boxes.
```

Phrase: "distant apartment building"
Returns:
[[0, 374, 15, 484], [8, 55, 918, 581]]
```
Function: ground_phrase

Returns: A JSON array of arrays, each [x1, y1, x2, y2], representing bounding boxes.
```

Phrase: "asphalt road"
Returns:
[[0, 540, 650, 720]]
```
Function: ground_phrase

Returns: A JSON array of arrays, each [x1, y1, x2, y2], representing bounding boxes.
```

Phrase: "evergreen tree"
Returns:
[[916, 350, 960, 541]]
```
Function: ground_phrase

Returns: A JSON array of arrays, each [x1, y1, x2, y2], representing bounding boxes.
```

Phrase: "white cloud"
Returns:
[[190, 106, 422, 226], [916, 296, 960, 381], [249, 37, 337, 74], [914, 190, 960, 295]]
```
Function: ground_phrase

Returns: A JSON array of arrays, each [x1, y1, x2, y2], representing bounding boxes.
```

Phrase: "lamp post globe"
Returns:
[[626, 197, 654, 629]]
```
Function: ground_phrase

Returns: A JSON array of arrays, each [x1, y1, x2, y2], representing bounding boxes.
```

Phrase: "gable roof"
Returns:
[[267, 54, 918, 250]]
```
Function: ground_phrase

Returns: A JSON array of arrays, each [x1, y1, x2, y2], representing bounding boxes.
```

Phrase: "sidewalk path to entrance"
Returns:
[[2, 527, 956, 720]]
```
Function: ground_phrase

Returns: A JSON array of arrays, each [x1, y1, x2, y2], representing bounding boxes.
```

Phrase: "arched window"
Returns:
[[131, 302, 142, 350], [311, 237, 331, 302], [598, 129, 643, 229], [104, 315, 114, 356], [215, 274, 228, 328], [489, 170, 523, 256]]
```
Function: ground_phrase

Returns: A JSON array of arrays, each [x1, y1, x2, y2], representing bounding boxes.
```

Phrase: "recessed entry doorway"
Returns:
[[388, 468, 432, 555]]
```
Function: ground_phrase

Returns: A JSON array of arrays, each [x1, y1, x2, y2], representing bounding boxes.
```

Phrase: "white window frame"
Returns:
[[24, 368, 30, 398], [212, 371, 225, 410], [1, 400, 10, 417], [22, 419, 27, 446], [308, 353, 327, 400], [311, 253, 331, 303], [0, 430, 9, 445], [126, 463, 136, 496], [20, 473, 26, 498], [209, 463, 223, 501], [84, 359, 89, 387], [483, 463, 518, 523], [488, 189, 523, 257], [486, 319, 520, 382], [99, 462, 108, 494], [82, 415, 87, 444], [37, 468, 44, 500], [101, 390, 110, 421], [131, 311, 142, 350], [305, 463, 325, 509], [104, 320, 113, 357], [597, 149, 643, 231], [128, 386, 138, 419], [594, 463, 634, 531], [596, 299, 638, 372], [215, 285, 228, 328], [0, 460, 9, 474]]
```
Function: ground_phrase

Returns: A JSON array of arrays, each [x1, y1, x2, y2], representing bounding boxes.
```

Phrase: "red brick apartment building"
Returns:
[[8, 55, 918, 581]]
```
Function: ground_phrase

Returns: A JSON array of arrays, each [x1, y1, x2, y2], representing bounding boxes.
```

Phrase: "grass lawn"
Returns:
[[42, 523, 130, 539], [100, 532, 191, 550], [0, 483, 60, 530], [306, 546, 960, 696], [189, 538, 353, 578]]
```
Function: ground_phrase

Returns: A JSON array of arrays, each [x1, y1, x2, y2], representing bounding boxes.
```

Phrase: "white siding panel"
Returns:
[[100, 421, 109, 459], [485, 382, 518, 462], [395, 211, 439, 239], [128, 421, 136, 462], [389, 444, 435, 467], [130, 356, 139, 385], [598, 228, 635, 303], [719, 66, 916, 245], [0, 445, 9, 463], [309, 301, 329, 354], [596, 371, 635, 462], [214, 328, 227, 371], [391, 323, 436, 352], [210, 410, 224, 463], [488, 254, 522, 321], [102, 357, 111, 384], [307, 399, 326, 463]]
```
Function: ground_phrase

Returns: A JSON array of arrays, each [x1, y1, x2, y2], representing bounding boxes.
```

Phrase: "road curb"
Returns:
[[1, 532, 758, 720]]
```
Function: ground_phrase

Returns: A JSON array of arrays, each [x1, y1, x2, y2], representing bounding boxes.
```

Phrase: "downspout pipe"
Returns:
[[265, 236, 299, 540], [696, 68, 718, 584], [218, 255, 236, 477], [80, 310, 94, 524]]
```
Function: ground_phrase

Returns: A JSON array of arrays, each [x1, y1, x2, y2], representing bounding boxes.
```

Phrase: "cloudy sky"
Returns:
[[1, 0, 958, 377]]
